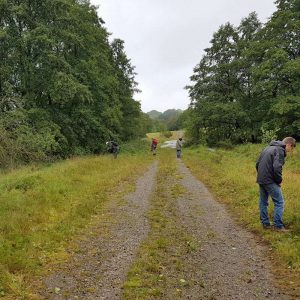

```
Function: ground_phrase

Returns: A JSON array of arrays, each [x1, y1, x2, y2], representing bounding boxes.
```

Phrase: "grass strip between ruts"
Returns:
[[123, 149, 197, 299]]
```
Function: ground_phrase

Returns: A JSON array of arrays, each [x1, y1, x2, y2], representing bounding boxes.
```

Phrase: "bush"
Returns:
[[0, 110, 63, 168], [216, 140, 234, 150], [261, 127, 279, 144], [161, 131, 172, 138], [120, 139, 149, 155]]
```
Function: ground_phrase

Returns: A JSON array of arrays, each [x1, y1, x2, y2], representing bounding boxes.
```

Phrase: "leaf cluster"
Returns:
[[187, 1, 300, 146], [147, 109, 184, 132], [0, 0, 147, 166]]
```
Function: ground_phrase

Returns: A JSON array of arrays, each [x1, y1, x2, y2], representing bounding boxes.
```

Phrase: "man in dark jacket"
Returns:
[[256, 137, 296, 231], [106, 141, 119, 159]]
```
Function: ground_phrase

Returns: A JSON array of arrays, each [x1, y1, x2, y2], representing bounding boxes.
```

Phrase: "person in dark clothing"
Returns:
[[256, 137, 296, 231], [106, 141, 119, 159], [176, 138, 183, 158]]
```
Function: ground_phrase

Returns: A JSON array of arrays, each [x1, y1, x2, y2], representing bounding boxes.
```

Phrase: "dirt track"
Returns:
[[38, 156, 289, 299]]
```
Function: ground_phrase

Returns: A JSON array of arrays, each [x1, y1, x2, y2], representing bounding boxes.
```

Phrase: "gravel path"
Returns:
[[40, 161, 158, 299], [37, 156, 289, 300], [176, 159, 287, 300]]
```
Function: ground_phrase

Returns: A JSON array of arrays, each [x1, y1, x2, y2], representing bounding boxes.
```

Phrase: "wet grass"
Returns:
[[0, 152, 152, 299], [183, 144, 300, 297], [123, 149, 196, 299]]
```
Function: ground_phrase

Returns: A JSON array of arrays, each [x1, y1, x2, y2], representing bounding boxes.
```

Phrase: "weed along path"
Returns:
[[39, 161, 158, 299], [37, 150, 288, 299]]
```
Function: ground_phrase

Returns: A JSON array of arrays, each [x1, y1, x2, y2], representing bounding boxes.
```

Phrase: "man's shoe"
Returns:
[[273, 226, 290, 232], [263, 224, 272, 229]]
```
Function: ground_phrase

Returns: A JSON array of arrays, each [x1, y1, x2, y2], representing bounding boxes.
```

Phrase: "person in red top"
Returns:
[[151, 138, 158, 155]]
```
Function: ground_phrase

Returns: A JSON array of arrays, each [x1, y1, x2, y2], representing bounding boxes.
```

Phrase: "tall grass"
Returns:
[[0, 152, 152, 298], [183, 144, 300, 295], [120, 138, 151, 155]]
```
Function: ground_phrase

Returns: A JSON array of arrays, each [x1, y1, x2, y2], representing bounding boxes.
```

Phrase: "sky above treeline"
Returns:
[[92, 0, 277, 113]]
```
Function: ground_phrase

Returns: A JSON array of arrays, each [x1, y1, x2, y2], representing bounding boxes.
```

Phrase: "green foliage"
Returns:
[[261, 126, 280, 144], [137, 113, 154, 137], [187, 3, 299, 144], [161, 131, 172, 138], [158, 109, 183, 130], [120, 138, 150, 155], [270, 96, 300, 137], [175, 109, 190, 129], [147, 110, 162, 119], [146, 109, 184, 132], [0, 0, 148, 167], [0, 109, 63, 167]]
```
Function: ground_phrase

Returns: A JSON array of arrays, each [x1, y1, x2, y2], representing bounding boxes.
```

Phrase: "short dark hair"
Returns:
[[282, 137, 296, 147]]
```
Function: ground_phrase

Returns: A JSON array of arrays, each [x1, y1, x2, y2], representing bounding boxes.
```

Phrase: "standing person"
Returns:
[[176, 138, 183, 158], [256, 137, 296, 231], [151, 138, 158, 155], [106, 141, 119, 159]]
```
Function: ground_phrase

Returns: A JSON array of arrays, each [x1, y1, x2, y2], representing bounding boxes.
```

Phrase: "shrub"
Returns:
[[0, 110, 62, 168], [216, 140, 234, 150], [261, 127, 279, 144], [161, 131, 172, 138]]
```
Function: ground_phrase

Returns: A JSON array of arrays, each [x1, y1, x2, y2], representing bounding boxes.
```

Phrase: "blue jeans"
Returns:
[[176, 149, 181, 158], [259, 183, 284, 228]]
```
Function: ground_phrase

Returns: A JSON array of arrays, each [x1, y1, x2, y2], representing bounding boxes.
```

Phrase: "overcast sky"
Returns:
[[91, 1, 276, 113]]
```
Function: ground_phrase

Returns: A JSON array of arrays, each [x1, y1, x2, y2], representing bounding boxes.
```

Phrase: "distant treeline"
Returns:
[[146, 109, 186, 132], [0, 0, 150, 167], [186, 0, 299, 146]]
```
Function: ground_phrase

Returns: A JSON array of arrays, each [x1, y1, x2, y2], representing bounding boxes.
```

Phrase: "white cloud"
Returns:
[[92, 0, 276, 112]]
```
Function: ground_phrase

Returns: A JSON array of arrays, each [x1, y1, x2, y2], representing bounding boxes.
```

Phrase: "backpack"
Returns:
[[107, 141, 118, 153]]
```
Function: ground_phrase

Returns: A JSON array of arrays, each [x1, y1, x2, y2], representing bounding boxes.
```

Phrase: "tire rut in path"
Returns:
[[40, 161, 158, 300], [176, 159, 288, 300]]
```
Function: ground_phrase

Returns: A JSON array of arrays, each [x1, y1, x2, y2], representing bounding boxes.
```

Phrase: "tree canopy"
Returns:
[[0, 0, 147, 166], [147, 109, 183, 132], [186, 0, 300, 145]]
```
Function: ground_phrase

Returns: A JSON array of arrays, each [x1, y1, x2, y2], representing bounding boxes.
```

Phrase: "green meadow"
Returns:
[[183, 144, 300, 294], [0, 143, 152, 298]]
